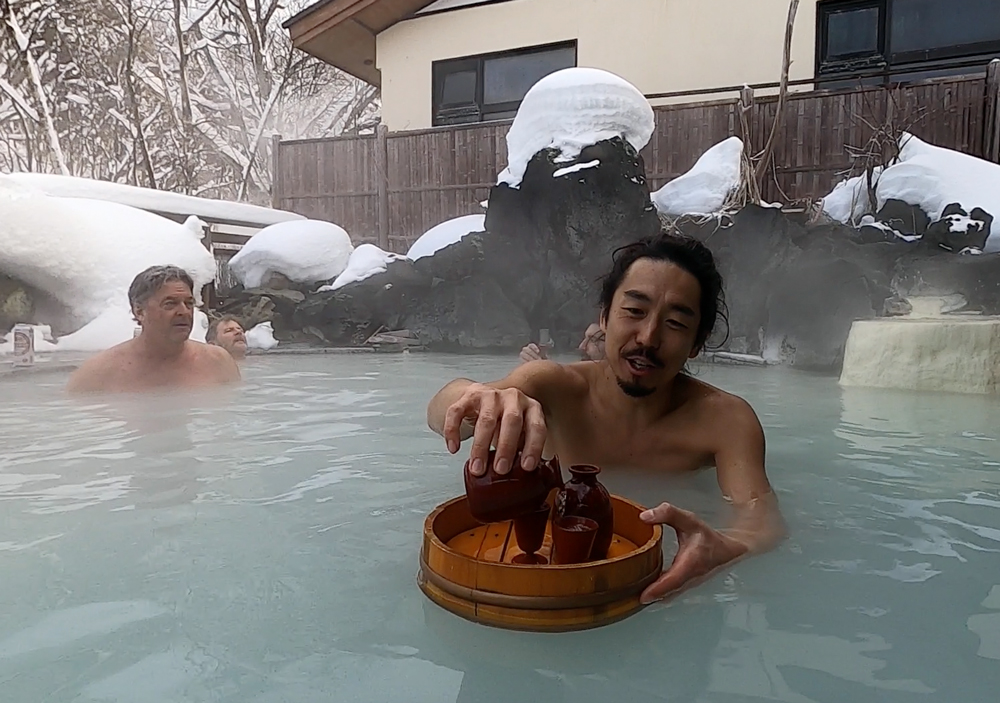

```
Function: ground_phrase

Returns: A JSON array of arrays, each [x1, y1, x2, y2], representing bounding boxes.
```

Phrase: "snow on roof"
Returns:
[[227, 220, 354, 288], [497, 67, 654, 189], [822, 133, 1000, 252], [651, 137, 743, 217], [2, 172, 305, 228], [406, 214, 484, 260]]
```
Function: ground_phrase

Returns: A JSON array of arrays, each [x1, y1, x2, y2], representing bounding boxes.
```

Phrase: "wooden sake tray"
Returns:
[[418, 494, 663, 632]]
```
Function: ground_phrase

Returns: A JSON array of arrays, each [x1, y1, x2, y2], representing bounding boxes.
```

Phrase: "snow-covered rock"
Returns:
[[652, 137, 743, 217], [822, 134, 1000, 251], [820, 170, 881, 225], [228, 220, 354, 289], [319, 244, 408, 291], [406, 214, 485, 261], [497, 67, 654, 189], [0, 176, 216, 350], [3, 172, 303, 227], [246, 321, 278, 350]]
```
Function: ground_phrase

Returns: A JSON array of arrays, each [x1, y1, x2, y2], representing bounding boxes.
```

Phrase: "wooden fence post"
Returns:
[[376, 123, 390, 251], [984, 59, 1000, 163], [270, 133, 282, 209]]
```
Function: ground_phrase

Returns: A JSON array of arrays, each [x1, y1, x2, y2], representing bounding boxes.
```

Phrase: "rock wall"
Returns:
[[216, 141, 1000, 374]]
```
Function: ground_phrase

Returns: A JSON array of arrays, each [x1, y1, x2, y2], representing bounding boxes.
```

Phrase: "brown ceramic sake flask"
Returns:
[[464, 450, 564, 524], [554, 464, 614, 560]]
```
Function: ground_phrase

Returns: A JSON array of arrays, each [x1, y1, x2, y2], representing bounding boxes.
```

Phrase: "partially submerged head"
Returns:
[[129, 265, 196, 344], [207, 316, 247, 359], [578, 322, 606, 361], [598, 231, 727, 398]]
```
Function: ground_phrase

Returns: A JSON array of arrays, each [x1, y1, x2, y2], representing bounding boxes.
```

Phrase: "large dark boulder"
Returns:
[[484, 137, 662, 349]]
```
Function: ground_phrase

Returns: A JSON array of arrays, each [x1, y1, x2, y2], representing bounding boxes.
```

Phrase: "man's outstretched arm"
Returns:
[[640, 397, 786, 603]]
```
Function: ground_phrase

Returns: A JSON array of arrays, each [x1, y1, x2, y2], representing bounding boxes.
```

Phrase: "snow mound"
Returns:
[[246, 321, 278, 350], [228, 220, 354, 289], [820, 169, 882, 225], [822, 134, 1000, 251], [406, 215, 485, 261], [0, 176, 216, 348], [4, 172, 304, 227], [652, 137, 743, 217], [498, 68, 654, 188], [319, 244, 408, 292]]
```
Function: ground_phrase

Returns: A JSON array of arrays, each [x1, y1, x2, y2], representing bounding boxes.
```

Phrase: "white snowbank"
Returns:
[[498, 68, 654, 188], [3, 172, 304, 227], [821, 169, 882, 225], [821, 134, 1000, 251], [652, 137, 743, 217], [227, 220, 354, 289], [246, 321, 278, 350], [0, 176, 217, 351], [406, 214, 485, 261], [319, 244, 407, 291]]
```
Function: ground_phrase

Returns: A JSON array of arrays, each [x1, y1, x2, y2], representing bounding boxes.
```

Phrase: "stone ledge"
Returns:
[[840, 317, 1000, 394]]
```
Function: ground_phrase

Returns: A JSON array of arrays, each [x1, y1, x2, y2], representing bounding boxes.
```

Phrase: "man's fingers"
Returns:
[[639, 566, 689, 605], [519, 401, 547, 471], [493, 405, 524, 475], [442, 399, 473, 454], [467, 396, 498, 476], [640, 502, 705, 534]]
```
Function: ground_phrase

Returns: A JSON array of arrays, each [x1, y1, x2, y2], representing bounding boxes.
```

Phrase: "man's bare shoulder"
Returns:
[[188, 341, 241, 380], [683, 376, 761, 426], [66, 341, 136, 393]]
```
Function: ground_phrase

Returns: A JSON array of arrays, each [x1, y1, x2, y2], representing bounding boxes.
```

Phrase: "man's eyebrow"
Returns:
[[668, 303, 696, 317], [622, 290, 652, 303]]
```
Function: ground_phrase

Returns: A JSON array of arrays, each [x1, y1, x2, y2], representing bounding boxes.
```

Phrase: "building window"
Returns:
[[817, 0, 1000, 80], [817, 0, 887, 75], [432, 41, 577, 126]]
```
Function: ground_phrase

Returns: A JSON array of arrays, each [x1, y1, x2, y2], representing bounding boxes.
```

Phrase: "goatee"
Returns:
[[616, 377, 655, 398]]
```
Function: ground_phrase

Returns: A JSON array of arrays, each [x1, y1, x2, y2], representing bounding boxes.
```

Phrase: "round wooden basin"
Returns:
[[418, 494, 663, 632]]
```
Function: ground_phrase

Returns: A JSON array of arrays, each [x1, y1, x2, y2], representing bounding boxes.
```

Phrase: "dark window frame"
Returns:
[[431, 40, 577, 127], [816, 0, 888, 76], [816, 0, 1000, 79]]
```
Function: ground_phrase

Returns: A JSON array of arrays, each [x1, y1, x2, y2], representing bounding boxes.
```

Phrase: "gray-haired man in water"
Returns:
[[428, 231, 785, 604], [67, 265, 240, 394]]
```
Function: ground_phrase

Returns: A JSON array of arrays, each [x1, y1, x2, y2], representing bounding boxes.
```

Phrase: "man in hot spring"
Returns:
[[67, 265, 241, 394], [428, 231, 786, 603], [519, 323, 606, 364], [207, 316, 248, 361]]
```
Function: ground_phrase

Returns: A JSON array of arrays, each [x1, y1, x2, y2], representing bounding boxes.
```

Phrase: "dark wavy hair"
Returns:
[[598, 231, 729, 351]]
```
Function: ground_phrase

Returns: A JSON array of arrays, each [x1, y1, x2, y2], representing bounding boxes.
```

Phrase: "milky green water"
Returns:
[[1, 354, 999, 702]]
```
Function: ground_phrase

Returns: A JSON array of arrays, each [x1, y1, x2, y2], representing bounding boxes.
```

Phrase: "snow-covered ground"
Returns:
[[822, 133, 1000, 251], [246, 321, 278, 350], [497, 68, 654, 189], [319, 244, 407, 291], [0, 176, 216, 351], [406, 214, 485, 261], [3, 172, 304, 226], [652, 137, 743, 217], [228, 220, 354, 289]]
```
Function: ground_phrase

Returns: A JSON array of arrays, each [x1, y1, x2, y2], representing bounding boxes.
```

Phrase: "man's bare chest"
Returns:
[[545, 405, 714, 473]]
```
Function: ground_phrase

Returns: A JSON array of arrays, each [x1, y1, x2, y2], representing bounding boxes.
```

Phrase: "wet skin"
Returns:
[[428, 259, 786, 603]]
